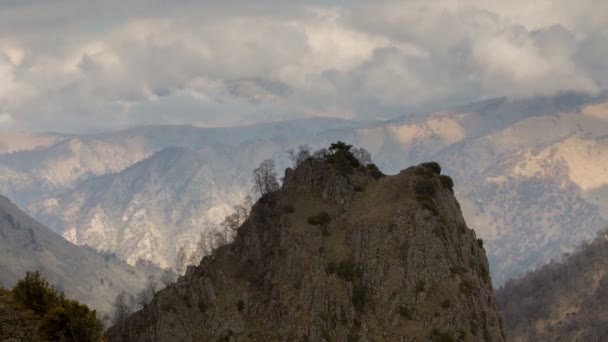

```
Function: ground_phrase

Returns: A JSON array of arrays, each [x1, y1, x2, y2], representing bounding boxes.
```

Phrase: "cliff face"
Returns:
[[109, 159, 505, 341]]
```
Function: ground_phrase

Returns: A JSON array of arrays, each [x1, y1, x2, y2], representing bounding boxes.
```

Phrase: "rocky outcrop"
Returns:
[[109, 159, 506, 341]]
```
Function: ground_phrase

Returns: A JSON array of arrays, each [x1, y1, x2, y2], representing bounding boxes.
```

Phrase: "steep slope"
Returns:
[[0, 194, 163, 314], [497, 230, 608, 341], [109, 159, 505, 341], [29, 143, 286, 268]]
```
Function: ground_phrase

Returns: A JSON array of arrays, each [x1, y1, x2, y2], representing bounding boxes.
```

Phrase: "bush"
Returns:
[[430, 329, 455, 342], [440, 299, 451, 308], [415, 178, 436, 196], [282, 204, 295, 213], [307, 211, 331, 226], [12, 271, 61, 314], [366, 163, 384, 179], [415, 280, 425, 294], [326, 261, 337, 275], [352, 283, 367, 312], [337, 259, 356, 282], [477, 238, 484, 249], [237, 300, 245, 312], [439, 175, 454, 192], [399, 305, 413, 319], [13, 271, 104, 341], [420, 162, 442, 175], [41, 299, 104, 342]]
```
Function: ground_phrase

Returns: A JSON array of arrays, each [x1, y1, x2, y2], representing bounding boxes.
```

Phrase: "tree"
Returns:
[[221, 212, 241, 240], [287, 144, 311, 168], [110, 291, 133, 334], [175, 247, 187, 275], [253, 159, 280, 197], [12, 271, 62, 314], [135, 276, 158, 308], [160, 269, 175, 287], [351, 147, 372, 166]]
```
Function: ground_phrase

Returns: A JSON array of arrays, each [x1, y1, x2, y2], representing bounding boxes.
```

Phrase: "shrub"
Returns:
[[307, 211, 331, 226], [399, 305, 413, 319], [41, 299, 104, 342], [366, 163, 384, 179], [352, 283, 367, 312], [282, 204, 295, 213], [12, 271, 61, 314], [415, 178, 436, 196], [430, 329, 455, 342], [337, 259, 356, 282], [440, 299, 452, 308], [13, 271, 104, 341], [326, 261, 337, 275], [354, 185, 365, 192], [477, 238, 484, 249], [439, 175, 454, 192], [415, 280, 425, 294], [420, 162, 442, 175], [237, 300, 245, 312]]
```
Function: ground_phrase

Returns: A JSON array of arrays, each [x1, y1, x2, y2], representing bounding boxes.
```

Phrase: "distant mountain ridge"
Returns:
[[1, 93, 608, 284]]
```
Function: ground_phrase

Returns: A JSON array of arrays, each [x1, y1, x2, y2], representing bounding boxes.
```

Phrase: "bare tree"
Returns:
[[111, 291, 133, 327], [253, 159, 280, 197], [221, 212, 241, 240], [351, 147, 372, 165], [175, 246, 187, 275], [135, 276, 158, 308], [160, 269, 175, 287], [312, 147, 329, 159], [287, 144, 311, 168]]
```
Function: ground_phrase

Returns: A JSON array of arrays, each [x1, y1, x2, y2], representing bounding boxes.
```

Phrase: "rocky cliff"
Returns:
[[108, 157, 505, 341]]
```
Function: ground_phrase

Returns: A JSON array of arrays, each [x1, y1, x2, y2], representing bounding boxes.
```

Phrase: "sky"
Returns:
[[0, 0, 606, 133]]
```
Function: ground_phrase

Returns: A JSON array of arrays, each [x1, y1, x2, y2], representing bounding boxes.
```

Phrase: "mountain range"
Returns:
[[1, 92, 607, 284]]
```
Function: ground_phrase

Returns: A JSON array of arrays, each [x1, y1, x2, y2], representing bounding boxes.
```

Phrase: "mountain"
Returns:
[[30, 143, 286, 268], [2, 93, 608, 285], [108, 157, 506, 341], [496, 230, 608, 341], [0, 194, 163, 314]]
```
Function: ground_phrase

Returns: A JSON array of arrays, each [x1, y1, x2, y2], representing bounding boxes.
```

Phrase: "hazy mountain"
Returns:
[[497, 230, 608, 341], [30, 143, 288, 268], [0, 194, 163, 314], [109, 158, 505, 341], [0, 118, 366, 208], [2, 93, 608, 285]]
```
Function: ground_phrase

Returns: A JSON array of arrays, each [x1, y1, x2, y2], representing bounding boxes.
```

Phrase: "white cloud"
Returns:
[[0, 1, 605, 132]]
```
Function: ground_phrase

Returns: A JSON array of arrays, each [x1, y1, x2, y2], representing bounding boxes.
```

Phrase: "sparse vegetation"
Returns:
[[439, 175, 454, 192], [336, 259, 356, 282], [430, 328, 455, 342], [399, 305, 413, 319], [420, 162, 442, 175], [282, 204, 295, 213], [10, 271, 104, 342], [307, 211, 331, 226], [352, 283, 367, 312]]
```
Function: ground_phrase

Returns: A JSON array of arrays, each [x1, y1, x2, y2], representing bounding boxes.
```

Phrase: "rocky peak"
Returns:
[[109, 158, 505, 341]]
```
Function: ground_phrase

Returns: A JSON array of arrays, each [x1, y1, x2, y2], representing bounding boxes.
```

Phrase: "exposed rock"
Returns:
[[109, 159, 505, 341]]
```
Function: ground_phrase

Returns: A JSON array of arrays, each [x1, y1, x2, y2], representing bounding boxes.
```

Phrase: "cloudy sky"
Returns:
[[0, 1, 606, 133]]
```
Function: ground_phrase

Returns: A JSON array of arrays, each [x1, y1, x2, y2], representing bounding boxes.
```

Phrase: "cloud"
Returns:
[[0, 1, 606, 132]]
